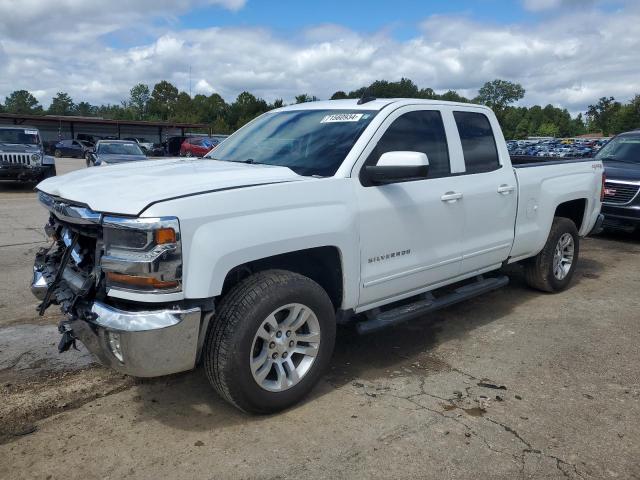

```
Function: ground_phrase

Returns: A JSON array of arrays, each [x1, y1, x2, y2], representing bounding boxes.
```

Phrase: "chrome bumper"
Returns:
[[31, 265, 205, 377], [70, 303, 203, 377]]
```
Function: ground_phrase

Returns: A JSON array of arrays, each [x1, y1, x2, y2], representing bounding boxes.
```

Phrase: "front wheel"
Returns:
[[204, 270, 336, 413], [54, 149, 62, 158], [524, 217, 580, 293]]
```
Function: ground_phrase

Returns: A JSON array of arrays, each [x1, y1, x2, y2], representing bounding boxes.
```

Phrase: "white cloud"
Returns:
[[0, 1, 638, 115]]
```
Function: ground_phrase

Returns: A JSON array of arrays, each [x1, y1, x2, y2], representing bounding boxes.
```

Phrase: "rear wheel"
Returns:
[[204, 270, 336, 413], [524, 217, 580, 293]]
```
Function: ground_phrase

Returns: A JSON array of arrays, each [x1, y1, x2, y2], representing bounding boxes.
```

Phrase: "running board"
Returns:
[[356, 275, 509, 335]]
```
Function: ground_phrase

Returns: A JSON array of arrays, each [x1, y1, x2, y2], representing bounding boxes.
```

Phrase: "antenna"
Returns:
[[357, 87, 376, 105]]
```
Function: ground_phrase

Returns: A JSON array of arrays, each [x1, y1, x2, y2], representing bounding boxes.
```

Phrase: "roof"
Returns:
[[277, 98, 485, 112], [0, 124, 40, 130], [0, 112, 208, 129]]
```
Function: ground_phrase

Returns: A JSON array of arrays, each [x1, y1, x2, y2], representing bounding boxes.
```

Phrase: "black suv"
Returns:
[[596, 131, 640, 232]]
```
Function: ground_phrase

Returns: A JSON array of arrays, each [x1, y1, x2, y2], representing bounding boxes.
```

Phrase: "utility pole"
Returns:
[[189, 65, 192, 98]]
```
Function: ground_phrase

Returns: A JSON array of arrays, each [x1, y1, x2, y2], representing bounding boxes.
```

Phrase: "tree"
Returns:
[[295, 94, 317, 104], [269, 99, 284, 110], [330, 91, 348, 100], [174, 91, 197, 122], [586, 96, 621, 135], [148, 80, 179, 120], [476, 79, 525, 113], [228, 91, 268, 130], [48, 92, 75, 115], [609, 94, 640, 134], [537, 122, 560, 137], [74, 101, 96, 117], [4, 90, 43, 114], [129, 83, 150, 120]]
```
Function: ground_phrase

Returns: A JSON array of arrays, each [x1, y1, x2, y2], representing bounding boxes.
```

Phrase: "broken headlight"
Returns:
[[101, 216, 182, 293]]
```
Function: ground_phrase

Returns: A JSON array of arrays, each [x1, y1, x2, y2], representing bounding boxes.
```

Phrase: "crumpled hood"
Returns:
[[37, 158, 304, 215]]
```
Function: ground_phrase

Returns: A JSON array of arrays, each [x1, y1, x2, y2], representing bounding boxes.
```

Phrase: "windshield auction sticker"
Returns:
[[24, 129, 38, 135], [320, 113, 364, 123]]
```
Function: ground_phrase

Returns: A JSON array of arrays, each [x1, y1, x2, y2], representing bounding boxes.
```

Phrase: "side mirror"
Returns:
[[365, 151, 430, 185]]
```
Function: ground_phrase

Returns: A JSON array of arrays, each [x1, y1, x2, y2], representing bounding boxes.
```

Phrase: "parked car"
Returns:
[[123, 137, 154, 154], [180, 137, 220, 157], [32, 99, 603, 413], [0, 126, 56, 182], [596, 131, 640, 232], [54, 139, 93, 159], [86, 140, 149, 167]]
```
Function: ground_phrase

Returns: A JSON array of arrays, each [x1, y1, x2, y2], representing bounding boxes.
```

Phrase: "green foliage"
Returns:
[[3, 79, 638, 138], [129, 84, 150, 120], [295, 94, 317, 104], [4, 90, 43, 114], [476, 79, 525, 112], [588, 95, 640, 136], [48, 92, 75, 115], [148, 80, 179, 120]]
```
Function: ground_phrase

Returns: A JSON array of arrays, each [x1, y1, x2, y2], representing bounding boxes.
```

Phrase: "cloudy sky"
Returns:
[[0, 0, 638, 114]]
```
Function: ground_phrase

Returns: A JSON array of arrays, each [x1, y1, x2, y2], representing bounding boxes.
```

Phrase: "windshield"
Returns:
[[0, 128, 40, 145], [205, 109, 377, 176], [596, 135, 640, 163], [97, 142, 144, 156]]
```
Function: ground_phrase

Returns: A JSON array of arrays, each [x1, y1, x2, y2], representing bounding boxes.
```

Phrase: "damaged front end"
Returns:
[[32, 191, 207, 378]]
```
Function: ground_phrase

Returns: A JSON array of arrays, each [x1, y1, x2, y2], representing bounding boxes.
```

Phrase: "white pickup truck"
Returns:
[[32, 99, 604, 413]]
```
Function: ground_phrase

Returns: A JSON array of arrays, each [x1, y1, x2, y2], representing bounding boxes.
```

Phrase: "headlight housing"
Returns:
[[101, 216, 182, 293], [31, 153, 41, 164]]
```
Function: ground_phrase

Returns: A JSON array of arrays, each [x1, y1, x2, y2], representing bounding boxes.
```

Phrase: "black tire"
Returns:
[[524, 217, 580, 293], [204, 270, 336, 414], [54, 149, 62, 158]]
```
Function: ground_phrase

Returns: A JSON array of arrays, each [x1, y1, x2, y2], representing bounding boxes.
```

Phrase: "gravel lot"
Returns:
[[0, 158, 639, 479]]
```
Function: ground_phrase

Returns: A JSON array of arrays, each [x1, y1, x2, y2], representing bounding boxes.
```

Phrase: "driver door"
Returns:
[[355, 106, 467, 308]]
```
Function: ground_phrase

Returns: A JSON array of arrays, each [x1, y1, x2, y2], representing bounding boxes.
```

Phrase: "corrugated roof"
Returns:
[[0, 112, 208, 128]]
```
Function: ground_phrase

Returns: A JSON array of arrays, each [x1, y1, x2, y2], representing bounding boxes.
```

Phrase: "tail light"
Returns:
[[600, 172, 606, 202]]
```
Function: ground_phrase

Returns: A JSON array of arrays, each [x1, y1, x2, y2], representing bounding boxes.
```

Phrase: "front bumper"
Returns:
[[70, 302, 202, 377], [32, 264, 206, 378], [0, 163, 47, 181], [601, 203, 640, 230]]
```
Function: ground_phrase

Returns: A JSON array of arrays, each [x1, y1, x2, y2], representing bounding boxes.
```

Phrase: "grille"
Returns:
[[603, 181, 639, 205], [0, 153, 33, 165]]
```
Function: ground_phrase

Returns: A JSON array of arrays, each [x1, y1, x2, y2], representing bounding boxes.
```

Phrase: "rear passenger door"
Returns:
[[452, 110, 517, 273]]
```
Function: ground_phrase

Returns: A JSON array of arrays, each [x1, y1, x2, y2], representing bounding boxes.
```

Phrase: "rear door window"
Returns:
[[366, 110, 450, 179], [453, 111, 500, 174]]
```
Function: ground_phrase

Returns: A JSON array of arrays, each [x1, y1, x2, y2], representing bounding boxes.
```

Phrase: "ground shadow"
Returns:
[[0, 182, 37, 193], [132, 275, 534, 432], [129, 239, 612, 431]]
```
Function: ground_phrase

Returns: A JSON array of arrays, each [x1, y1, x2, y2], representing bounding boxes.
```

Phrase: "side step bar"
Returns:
[[356, 275, 509, 335]]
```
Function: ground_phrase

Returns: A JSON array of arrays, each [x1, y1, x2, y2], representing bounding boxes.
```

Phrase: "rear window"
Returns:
[[454, 112, 500, 174]]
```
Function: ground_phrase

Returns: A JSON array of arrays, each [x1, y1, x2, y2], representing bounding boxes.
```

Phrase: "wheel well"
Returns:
[[554, 198, 586, 231], [221, 247, 344, 310]]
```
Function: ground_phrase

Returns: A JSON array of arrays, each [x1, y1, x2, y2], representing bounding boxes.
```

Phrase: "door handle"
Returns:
[[497, 184, 516, 195], [441, 191, 463, 202]]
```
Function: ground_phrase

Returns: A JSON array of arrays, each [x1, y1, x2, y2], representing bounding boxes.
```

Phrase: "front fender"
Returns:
[[143, 179, 360, 309]]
